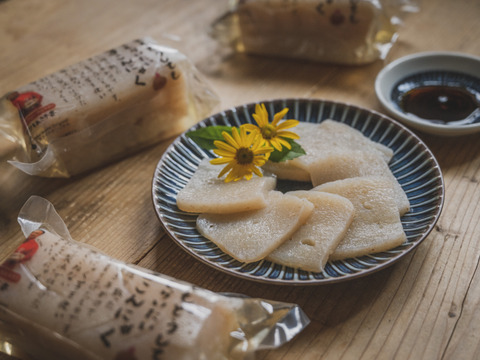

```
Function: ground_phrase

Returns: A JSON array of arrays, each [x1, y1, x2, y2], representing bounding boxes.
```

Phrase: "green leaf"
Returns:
[[186, 126, 233, 150], [269, 139, 306, 162]]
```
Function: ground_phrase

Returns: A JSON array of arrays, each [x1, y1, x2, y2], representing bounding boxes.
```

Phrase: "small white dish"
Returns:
[[375, 52, 480, 136]]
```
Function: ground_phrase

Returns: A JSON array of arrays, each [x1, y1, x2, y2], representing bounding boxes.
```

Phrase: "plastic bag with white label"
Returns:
[[0, 37, 219, 177], [211, 0, 419, 65], [0, 196, 309, 360]]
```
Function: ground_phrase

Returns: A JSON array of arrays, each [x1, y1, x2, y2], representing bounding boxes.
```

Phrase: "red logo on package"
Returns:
[[0, 230, 43, 283], [7, 91, 56, 126]]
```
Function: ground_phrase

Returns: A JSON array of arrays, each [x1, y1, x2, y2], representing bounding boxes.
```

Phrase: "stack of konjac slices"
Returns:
[[176, 120, 409, 273]]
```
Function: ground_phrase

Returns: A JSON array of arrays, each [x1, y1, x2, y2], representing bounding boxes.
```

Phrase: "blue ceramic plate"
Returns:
[[152, 99, 444, 285]]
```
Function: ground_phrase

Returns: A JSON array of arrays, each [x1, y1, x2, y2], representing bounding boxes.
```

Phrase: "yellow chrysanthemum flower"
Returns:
[[243, 103, 300, 152], [210, 125, 273, 182]]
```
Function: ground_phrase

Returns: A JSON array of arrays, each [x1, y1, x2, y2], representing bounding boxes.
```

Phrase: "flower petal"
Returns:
[[253, 144, 273, 155], [276, 119, 299, 131], [231, 127, 243, 147], [253, 157, 267, 167], [242, 124, 260, 134], [210, 157, 233, 165], [253, 103, 269, 127], [254, 103, 262, 116], [252, 166, 263, 177], [277, 137, 292, 149], [213, 140, 237, 153], [278, 130, 300, 140], [213, 148, 237, 158], [270, 138, 284, 151], [252, 113, 263, 127], [226, 168, 242, 182], [218, 162, 234, 178], [272, 107, 289, 125], [250, 134, 264, 151], [259, 103, 268, 117], [221, 131, 239, 149], [242, 126, 255, 147]]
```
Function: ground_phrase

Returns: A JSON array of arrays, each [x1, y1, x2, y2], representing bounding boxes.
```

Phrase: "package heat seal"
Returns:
[[0, 196, 310, 360], [0, 37, 219, 177], [210, 0, 419, 65]]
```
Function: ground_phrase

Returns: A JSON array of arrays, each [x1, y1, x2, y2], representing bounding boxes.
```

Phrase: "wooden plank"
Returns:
[[1, 0, 480, 359]]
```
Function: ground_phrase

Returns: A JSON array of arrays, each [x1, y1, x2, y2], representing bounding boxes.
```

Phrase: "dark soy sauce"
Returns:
[[401, 85, 479, 123]]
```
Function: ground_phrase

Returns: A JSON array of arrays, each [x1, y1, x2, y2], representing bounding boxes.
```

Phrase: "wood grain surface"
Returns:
[[1, 0, 480, 359]]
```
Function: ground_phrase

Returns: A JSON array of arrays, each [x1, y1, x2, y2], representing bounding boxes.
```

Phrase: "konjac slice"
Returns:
[[313, 120, 393, 163], [262, 160, 311, 182], [196, 191, 314, 263], [293, 120, 394, 169], [267, 191, 355, 272], [176, 159, 277, 214], [314, 176, 406, 261], [261, 120, 393, 181], [308, 150, 410, 215]]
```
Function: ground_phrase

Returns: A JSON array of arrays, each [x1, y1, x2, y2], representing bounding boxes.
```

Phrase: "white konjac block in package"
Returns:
[[0, 196, 309, 360], [0, 37, 218, 177], [210, 0, 411, 65]]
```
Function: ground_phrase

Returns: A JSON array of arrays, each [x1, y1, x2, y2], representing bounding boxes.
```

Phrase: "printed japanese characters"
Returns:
[[0, 37, 218, 177], [0, 196, 309, 360]]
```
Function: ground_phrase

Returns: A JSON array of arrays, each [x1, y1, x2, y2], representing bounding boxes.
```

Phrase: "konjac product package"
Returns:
[[0, 37, 219, 177], [0, 196, 310, 360], [211, 0, 418, 65]]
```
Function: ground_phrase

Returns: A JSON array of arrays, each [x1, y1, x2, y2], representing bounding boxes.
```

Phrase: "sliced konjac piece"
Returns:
[[196, 191, 314, 263], [262, 160, 311, 182], [315, 120, 393, 163], [267, 191, 355, 272], [308, 150, 410, 215], [176, 159, 277, 214], [314, 176, 407, 261], [292, 120, 393, 169], [261, 120, 393, 181]]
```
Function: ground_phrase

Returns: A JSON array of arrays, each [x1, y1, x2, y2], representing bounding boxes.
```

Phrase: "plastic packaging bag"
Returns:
[[0, 196, 309, 360], [0, 37, 219, 177], [211, 0, 418, 65]]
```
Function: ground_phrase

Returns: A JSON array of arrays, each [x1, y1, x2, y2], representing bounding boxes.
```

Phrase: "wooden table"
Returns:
[[1, 0, 480, 359]]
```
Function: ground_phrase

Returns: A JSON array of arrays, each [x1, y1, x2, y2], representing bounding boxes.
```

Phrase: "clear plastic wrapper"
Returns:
[[0, 37, 219, 177], [211, 0, 419, 65], [0, 196, 310, 360]]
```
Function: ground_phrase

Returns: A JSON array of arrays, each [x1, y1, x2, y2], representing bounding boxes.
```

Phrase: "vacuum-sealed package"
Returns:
[[0, 196, 309, 360], [0, 37, 219, 177], [211, 0, 418, 65]]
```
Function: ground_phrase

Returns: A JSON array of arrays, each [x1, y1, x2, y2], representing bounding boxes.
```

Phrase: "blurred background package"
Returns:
[[211, 0, 419, 65]]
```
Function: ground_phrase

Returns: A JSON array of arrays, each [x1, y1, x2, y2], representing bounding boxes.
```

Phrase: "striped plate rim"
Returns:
[[152, 98, 445, 285]]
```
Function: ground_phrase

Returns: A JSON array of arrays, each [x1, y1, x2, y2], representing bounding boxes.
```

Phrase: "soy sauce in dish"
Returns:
[[391, 71, 480, 125], [400, 85, 478, 122]]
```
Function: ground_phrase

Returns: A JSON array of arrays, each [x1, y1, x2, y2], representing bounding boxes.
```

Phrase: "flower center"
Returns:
[[261, 124, 277, 140], [236, 147, 254, 165]]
